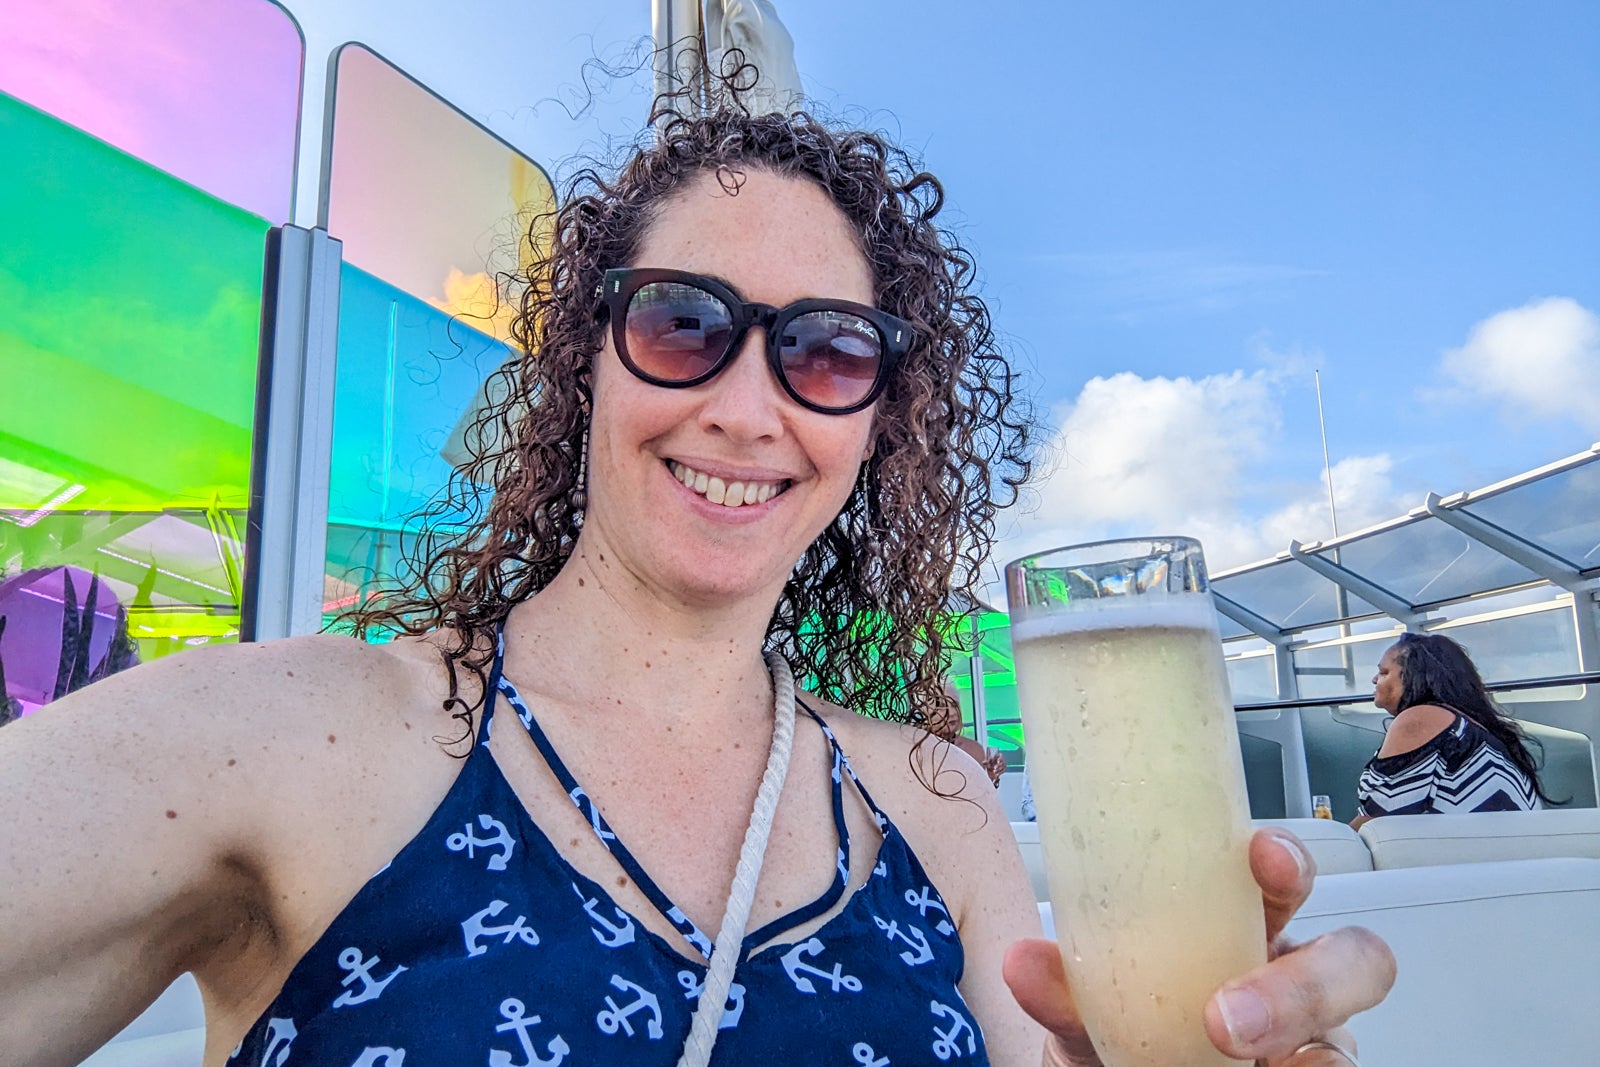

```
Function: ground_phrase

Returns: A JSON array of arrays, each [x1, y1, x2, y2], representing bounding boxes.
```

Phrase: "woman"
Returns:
[[1353, 632, 1553, 828], [0, 108, 1391, 1066]]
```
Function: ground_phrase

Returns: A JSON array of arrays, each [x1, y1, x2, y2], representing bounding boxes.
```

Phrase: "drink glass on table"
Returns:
[[1313, 795, 1334, 820], [1005, 538, 1266, 1067]]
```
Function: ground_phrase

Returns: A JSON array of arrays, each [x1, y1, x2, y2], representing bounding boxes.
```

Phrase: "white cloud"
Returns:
[[1441, 297, 1600, 432], [988, 372, 1411, 596]]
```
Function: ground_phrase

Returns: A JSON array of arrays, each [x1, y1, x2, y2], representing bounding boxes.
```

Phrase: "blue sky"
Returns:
[[290, 0, 1600, 576]]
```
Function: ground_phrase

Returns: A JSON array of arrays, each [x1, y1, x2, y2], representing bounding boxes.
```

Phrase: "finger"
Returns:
[[1272, 1027, 1360, 1067], [1250, 828, 1314, 943], [1204, 926, 1396, 1062], [1001, 939, 1102, 1065]]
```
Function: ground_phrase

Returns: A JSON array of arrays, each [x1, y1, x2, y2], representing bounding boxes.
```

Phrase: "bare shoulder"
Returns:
[[799, 694, 1018, 897], [1379, 703, 1457, 757]]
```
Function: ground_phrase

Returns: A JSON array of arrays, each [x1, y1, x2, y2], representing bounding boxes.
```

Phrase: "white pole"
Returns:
[[652, 0, 704, 123], [1314, 369, 1340, 539]]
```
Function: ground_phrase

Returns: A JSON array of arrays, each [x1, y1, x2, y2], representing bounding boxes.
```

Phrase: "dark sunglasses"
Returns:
[[598, 268, 911, 415]]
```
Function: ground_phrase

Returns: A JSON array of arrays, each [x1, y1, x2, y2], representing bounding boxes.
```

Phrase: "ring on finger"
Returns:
[[1292, 1039, 1363, 1066]]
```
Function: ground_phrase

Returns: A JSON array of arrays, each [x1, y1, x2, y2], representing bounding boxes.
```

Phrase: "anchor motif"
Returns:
[[904, 886, 956, 936], [349, 1048, 406, 1066], [499, 680, 534, 731], [596, 975, 664, 1039], [873, 915, 934, 966], [666, 906, 713, 959], [780, 937, 863, 994], [831, 749, 843, 784], [853, 1042, 890, 1067], [873, 858, 889, 879], [568, 786, 617, 845], [259, 1017, 296, 1067], [490, 997, 569, 1067], [462, 900, 540, 957], [676, 970, 746, 1029], [837, 846, 850, 884], [332, 946, 408, 1008], [930, 1000, 977, 1060], [572, 883, 635, 948], [447, 813, 515, 872]]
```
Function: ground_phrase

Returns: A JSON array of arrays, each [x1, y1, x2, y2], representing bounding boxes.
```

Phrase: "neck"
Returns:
[[501, 536, 785, 729]]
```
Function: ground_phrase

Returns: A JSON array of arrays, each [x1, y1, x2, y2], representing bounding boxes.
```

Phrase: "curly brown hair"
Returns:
[[350, 106, 1033, 742]]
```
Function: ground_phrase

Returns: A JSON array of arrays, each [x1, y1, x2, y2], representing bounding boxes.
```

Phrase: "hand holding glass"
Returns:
[[1006, 538, 1266, 1067]]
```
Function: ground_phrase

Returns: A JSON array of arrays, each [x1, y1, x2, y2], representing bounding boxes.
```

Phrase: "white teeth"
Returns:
[[668, 461, 784, 509]]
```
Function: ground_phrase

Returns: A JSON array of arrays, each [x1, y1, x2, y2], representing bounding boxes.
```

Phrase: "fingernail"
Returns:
[[1272, 831, 1310, 881], [1216, 986, 1271, 1046]]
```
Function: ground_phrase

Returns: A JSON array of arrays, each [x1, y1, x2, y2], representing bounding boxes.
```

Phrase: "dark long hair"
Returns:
[[1390, 632, 1558, 804], [347, 105, 1034, 746]]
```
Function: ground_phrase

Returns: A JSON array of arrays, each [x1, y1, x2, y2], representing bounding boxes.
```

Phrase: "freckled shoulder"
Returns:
[[796, 693, 1013, 887]]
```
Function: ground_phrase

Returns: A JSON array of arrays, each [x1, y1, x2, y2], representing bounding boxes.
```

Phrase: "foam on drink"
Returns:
[[1013, 595, 1265, 1067]]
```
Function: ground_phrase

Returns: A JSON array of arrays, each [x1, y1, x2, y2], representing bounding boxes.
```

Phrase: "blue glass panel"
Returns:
[[1212, 559, 1381, 631], [1462, 459, 1600, 574], [1320, 518, 1540, 608], [324, 263, 512, 608]]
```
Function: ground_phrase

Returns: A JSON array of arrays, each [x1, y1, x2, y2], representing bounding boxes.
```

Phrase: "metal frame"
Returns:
[[242, 224, 343, 641]]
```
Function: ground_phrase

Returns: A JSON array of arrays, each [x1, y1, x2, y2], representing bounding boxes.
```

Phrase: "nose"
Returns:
[[695, 328, 786, 441]]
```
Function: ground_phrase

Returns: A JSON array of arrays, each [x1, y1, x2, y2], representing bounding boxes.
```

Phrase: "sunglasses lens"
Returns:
[[778, 310, 884, 411], [623, 281, 734, 382]]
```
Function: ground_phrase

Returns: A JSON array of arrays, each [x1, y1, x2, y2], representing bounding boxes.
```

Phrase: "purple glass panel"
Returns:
[[0, 0, 302, 221]]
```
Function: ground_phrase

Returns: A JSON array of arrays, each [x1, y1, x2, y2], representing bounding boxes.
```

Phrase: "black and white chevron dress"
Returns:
[[1356, 710, 1542, 818]]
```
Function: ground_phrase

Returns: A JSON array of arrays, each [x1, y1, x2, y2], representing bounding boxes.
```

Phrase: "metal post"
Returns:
[[242, 225, 343, 641]]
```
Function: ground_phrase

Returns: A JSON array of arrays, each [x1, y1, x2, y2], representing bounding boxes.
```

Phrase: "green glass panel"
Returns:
[[0, 91, 267, 512], [0, 91, 265, 710]]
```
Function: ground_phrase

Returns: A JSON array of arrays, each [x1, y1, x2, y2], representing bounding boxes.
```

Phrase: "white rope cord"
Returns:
[[675, 652, 798, 1067]]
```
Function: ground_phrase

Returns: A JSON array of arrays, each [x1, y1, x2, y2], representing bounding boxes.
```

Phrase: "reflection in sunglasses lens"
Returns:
[[780, 311, 882, 410], [626, 282, 731, 381], [622, 281, 884, 411]]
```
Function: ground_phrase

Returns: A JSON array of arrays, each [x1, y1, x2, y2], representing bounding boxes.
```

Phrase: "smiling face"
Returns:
[[1373, 644, 1404, 714], [579, 168, 879, 609]]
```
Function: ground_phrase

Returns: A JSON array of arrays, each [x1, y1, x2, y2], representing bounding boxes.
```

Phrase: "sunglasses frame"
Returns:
[[598, 267, 911, 415]]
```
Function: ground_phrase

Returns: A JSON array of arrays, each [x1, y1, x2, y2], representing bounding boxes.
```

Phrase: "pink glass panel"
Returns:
[[0, 0, 302, 221]]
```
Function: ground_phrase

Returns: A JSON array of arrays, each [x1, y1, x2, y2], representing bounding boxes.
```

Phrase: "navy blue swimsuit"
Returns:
[[232, 643, 990, 1065]]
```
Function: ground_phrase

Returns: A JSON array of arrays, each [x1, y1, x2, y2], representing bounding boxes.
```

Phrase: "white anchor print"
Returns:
[[666, 905, 714, 959], [904, 886, 956, 936], [874, 857, 889, 879], [446, 813, 515, 871], [461, 900, 540, 957], [676, 970, 746, 1029], [258, 1017, 296, 1067], [595, 974, 665, 1039], [571, 882, 636, 947], [780, 937, 864, 994], [872, 915, 934, 966], [332, 946, 408, 1008], [930, 1000, 978, 1060], [499, 680, 534, 731], [853, 1042, 890, 1066], [348, 1047, 406, 1066], [489, 997, 570, 1067], [837, 846, 850, 884], [568, 785, 617, 845]]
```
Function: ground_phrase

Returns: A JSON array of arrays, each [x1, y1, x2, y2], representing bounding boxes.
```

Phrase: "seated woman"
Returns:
[[1352, 632, 1555, 828], [1, 102, 1391, 1067]]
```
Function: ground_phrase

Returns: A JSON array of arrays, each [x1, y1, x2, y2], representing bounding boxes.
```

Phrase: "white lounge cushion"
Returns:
[[1037, 858, 1600, 1065], [1288, 857, 1600, 1065], [1359, 807, 1600, 869], [1253, 817, 1374, 875]]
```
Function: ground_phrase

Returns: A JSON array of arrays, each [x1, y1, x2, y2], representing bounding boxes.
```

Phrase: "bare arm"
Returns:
[[0, 634, 429, 1066]]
